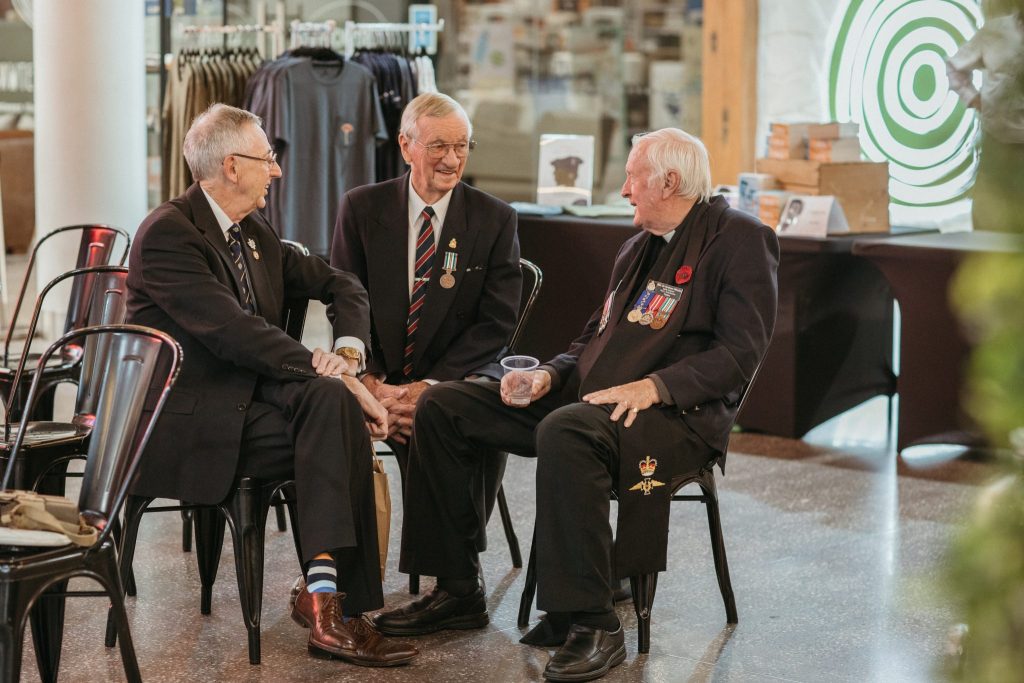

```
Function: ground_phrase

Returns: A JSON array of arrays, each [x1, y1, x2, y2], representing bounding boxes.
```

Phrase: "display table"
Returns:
[[852, 231, 1024, 451], [515, 213, 898, 438]]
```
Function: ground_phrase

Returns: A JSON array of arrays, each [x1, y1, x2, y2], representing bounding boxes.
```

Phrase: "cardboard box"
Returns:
[[768, 122, 813, 159], [807, 121, 860, 140], [754, 157, 890, 232], [809, 137, 862, 162]]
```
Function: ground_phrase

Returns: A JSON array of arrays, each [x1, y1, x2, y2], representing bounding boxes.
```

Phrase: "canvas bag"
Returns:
[[0, 489, 98, 546], [372, 456, 390, 580]]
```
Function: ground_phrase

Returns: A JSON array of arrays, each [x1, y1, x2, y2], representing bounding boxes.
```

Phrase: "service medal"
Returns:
[[650, 316, 666, 330], [627, 308, 642, 323], [253, 251, 260, 260], [639, 312, 654, 326], [440, 251, 457, 289]]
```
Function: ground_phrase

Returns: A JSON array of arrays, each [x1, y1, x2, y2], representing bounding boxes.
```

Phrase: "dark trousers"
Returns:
[[400, 380, 709, 614], [236, 376, 383, 614]]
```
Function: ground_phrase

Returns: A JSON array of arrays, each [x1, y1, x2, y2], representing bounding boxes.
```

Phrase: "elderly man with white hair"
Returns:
[[374, 128, 780, 681]]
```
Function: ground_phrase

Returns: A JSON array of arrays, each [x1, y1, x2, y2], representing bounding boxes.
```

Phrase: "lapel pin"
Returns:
[[675, 266, 693, 285], [449, 238, 457, 249]]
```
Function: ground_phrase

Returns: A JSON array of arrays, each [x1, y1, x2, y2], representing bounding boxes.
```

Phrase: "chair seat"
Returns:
[[0, 527, 72, 548], [0, 421, 89, 447]]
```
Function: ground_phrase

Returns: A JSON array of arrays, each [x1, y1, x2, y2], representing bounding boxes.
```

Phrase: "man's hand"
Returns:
[[339, 375, 388, 440], [582, 378, 661, 428], [500, 370, 551, 407], [311, 347, 349, 377]]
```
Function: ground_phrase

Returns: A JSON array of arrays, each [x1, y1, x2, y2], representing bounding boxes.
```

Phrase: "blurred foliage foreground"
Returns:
[[942, 250, 1024, 681]]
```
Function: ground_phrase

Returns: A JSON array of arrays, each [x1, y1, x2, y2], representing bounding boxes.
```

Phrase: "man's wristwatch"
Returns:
[[335, 346, 362, 362]]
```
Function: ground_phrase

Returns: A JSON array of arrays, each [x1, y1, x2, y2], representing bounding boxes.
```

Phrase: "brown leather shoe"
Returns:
[[293, 588, 418, 667]]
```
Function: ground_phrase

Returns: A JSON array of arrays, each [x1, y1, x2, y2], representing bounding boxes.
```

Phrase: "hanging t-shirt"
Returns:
[[268, 59, 388, 256]]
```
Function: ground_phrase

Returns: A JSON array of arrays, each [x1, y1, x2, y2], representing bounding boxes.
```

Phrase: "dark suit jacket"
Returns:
[[330, 173, 521, 382], [547, 195, 780, 462], [127, 183, 370, 504]]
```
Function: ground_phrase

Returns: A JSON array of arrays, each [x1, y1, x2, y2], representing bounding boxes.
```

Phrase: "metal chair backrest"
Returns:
[[3, 266, 129, 415], [509, 258, 543, 354], [1, 324, 182, 545], [4, 225, 130, 361], [73, 270, 131, 428]]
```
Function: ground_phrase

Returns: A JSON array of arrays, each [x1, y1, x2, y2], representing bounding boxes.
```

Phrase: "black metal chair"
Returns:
[[107, 284, 309, 665], [0, 267, 130, 495], [2, 225, 130, 423], [0, 324, 182, 683], [405, 257, 543, 594], [517, 363, 763, 653]]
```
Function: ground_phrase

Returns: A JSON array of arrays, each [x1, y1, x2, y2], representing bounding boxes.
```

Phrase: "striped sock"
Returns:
[[306, 557, 337, 594]]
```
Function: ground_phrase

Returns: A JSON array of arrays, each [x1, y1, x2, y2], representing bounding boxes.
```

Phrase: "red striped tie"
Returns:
[[404, 206, 435, 377]]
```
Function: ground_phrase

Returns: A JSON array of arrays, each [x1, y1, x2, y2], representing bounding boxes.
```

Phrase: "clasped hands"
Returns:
[[500, 369, 660, 428]]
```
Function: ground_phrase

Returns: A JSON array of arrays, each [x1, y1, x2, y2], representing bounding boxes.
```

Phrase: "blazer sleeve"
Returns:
[[330, 191, 383, 373], [424, 206, 522, 381], [651, 223, 780, 410]]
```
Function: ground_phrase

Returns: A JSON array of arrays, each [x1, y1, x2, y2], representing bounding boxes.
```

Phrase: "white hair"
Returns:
[[183, 104, 264, 181], [400, 92, 473, 140], [631, 128, 712, 202]]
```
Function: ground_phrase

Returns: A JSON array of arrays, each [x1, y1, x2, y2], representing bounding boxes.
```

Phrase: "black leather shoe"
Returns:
[[543, 624, 626, 682], [373, 586, 489, 636]]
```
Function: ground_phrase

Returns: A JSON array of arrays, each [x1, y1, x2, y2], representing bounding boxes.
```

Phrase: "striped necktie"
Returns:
[[227, 223, 256, 314], [404, 206, 435, 377]]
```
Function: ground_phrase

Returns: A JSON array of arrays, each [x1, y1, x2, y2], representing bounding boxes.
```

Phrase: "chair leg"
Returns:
[[224, 481, 274, 665], [106, 495, 151, 646], [273, 490, 288, 532], [496, 485, 522, 569], [1, 576, 38, 683], [279, 483, 303, 567], [194, 507, 226, 616], [28, 578, 68, 683], [629, 573, 658, 654], [181, 508, 193, 552], [704, 492, 738, 624], [93, 545, 143, 683], [517, 529, 538, 627]]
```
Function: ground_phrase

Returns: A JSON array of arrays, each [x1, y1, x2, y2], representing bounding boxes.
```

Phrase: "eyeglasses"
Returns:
[[229, 151, 278, 167], [411, 139, 477, 159]]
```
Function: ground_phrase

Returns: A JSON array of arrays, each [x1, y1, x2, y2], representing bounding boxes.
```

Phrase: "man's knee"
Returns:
[[303, 376, 361, 414]]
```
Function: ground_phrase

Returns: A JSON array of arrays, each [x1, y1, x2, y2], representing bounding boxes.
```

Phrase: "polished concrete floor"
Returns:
[[14, 393, 993, 683]]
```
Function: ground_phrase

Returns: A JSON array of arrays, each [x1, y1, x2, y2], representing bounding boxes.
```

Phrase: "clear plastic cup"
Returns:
[[500, 355, 540, 406]]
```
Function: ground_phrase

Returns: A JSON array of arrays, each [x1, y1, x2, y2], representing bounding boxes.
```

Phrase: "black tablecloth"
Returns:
[[852, 231, 1024, 451]]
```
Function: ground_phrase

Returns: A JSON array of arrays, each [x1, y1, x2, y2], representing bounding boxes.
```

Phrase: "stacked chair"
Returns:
[[0, 324, 182, 683]]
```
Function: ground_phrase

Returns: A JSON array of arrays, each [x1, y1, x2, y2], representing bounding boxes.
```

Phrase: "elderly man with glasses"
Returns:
[[330, 92, 521, 501], [127, 103, 418, 668]]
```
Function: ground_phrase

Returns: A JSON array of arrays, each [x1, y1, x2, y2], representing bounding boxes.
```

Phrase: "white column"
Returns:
[[33, 0, 146, 325]]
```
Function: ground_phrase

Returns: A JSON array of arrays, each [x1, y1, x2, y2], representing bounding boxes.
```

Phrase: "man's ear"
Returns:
[[398, 133, 413, 165], [222, 155, 239, 184], [662, 170, 681, 199]]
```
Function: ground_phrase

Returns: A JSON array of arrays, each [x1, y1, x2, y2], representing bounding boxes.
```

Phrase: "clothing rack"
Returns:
[[181, 22, 284, 58], [342, 19, 445, 57], [290, 20, 337, 49]]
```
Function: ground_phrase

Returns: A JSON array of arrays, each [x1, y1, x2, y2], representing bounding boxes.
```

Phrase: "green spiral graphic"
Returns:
[[828, 0, 982, 209]]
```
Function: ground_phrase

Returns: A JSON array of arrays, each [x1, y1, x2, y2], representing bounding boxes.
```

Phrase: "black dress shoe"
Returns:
[[373, 586, 489, 636], [543, 624, 626, 682]]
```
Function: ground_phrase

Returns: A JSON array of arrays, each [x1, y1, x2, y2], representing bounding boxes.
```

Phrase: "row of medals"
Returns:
[[627, 306, 666, 329]]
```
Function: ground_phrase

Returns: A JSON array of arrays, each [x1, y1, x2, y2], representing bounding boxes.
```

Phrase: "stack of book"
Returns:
[[807, 122, 861, 162]]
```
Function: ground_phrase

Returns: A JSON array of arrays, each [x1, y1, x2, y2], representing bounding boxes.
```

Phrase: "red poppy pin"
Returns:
[[675, 266, 693, 285]]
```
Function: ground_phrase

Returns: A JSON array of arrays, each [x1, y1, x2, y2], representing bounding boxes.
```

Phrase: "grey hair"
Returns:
[[400, 92, 473, 140], [183, 104, 264, 181], [631, 128, 712, 202]]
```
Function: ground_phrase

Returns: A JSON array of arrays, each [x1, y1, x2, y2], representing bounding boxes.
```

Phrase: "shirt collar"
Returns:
[[407, 175, 454, 229], [660, 230, 675, 243], [201, 187, 235, 241]]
